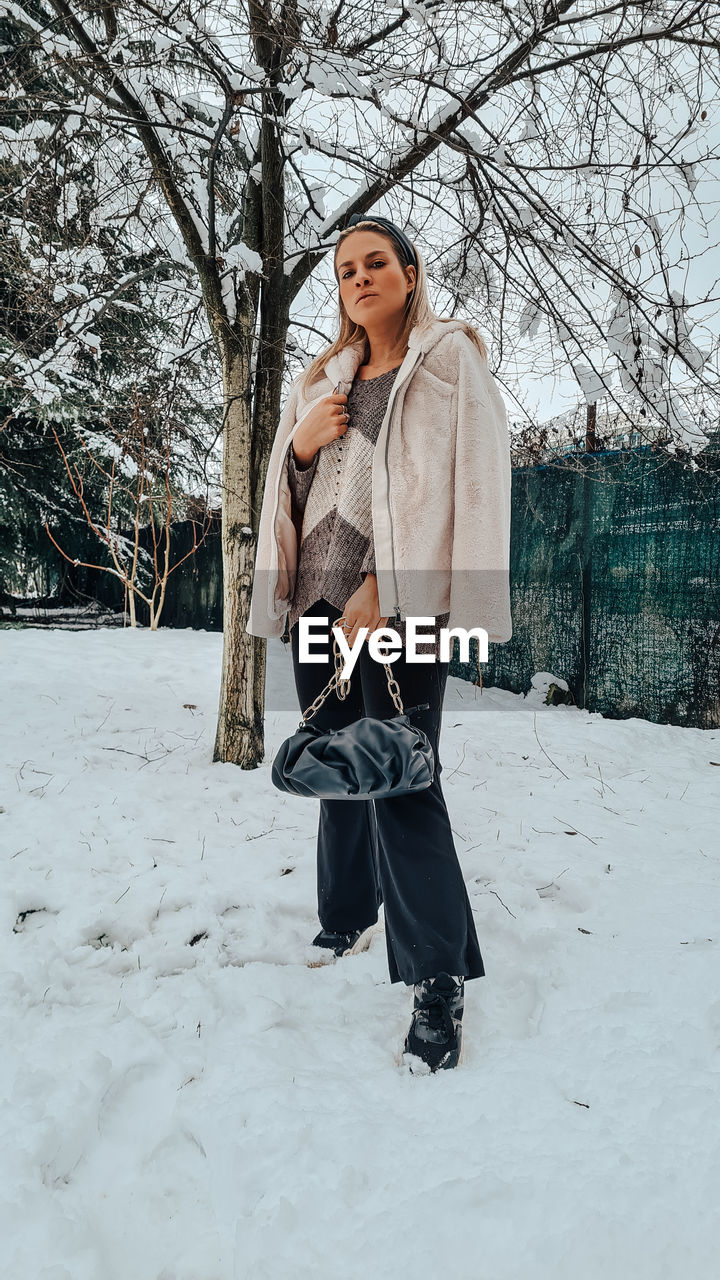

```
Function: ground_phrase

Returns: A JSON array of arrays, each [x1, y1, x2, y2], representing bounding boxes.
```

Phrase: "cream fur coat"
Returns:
[[246, 317, 513, 644]]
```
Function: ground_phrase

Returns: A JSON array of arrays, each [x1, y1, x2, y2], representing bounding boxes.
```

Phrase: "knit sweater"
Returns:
[[286, 365, 449, 650]]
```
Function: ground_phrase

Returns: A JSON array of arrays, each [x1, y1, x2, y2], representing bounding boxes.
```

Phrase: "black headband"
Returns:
[[338, 213, 418, 273]]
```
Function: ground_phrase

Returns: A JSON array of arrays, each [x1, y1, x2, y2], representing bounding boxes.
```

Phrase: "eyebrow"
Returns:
[[337, 248, 389, 270]]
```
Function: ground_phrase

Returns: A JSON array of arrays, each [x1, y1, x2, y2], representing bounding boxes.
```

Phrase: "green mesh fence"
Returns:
[[461, 445, 720, 729], [30, 441, 719, 729]]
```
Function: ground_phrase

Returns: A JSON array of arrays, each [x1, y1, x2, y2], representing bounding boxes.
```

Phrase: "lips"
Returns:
[[357, 293, 377, 302]]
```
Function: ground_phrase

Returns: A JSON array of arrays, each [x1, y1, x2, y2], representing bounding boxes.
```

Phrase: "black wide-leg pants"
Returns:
[[289, 598, 485, 987]]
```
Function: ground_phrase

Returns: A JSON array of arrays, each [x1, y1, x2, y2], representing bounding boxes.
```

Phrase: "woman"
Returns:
[[247, 214, 512, 1072]]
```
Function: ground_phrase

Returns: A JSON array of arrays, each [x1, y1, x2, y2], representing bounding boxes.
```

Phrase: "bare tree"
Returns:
[[4, 0, 720, 766], [45, 388, 214, 628]]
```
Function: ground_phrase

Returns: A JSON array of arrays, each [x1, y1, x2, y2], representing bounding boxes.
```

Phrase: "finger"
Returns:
[[348, 618, 367, 649], [335, 615, 356, 649], [333, 616, 347, 645]]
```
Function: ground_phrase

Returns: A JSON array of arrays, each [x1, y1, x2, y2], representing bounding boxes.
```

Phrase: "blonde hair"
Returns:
[[298, 219, 487, 394]]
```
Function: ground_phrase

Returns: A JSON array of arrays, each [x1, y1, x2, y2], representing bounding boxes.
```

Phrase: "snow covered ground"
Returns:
[[1, 625, 719, 1280]]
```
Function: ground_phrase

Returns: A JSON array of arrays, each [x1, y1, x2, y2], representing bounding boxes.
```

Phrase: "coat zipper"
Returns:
[[380, 349, 422, 625]]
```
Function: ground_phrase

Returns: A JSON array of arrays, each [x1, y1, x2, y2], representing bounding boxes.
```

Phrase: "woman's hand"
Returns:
[[335, 574, 390, 649], [292, 392, 350, 467]]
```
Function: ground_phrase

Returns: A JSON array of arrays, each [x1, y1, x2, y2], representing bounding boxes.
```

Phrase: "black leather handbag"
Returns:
[[272, 629, 435, 800]]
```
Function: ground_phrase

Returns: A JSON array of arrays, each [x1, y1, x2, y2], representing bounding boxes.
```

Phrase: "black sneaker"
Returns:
[[311, 927, 364, 957], [403, 973, 465, 1073]]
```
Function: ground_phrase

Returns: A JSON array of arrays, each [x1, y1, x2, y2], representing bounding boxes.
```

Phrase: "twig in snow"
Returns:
[[600, 804, 639, 825], [476, 883, 516, 918], [29, 772, 54, 798], [532, 713, 569, 779], [15, 760, 32, 790], [598, 763, 615, 793], [536, 867, 570, 892], [553, 817, 598, 844], [245, 816, 278, 841], [96, 703, 115, 733], [445, 739, 468, 782], [100, 746, 156, 762]]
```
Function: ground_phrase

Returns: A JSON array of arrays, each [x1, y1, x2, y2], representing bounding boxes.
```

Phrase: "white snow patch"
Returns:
[[1, 627, 718, 1278]]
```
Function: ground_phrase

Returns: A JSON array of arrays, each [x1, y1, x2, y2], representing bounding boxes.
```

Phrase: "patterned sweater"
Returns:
[[285, 365, 449, 649]]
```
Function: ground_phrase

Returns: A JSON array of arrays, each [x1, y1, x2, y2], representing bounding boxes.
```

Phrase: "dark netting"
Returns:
[[469, 444, 720, 729]]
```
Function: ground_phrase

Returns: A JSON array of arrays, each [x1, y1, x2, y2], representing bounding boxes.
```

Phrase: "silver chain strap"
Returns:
[[300, 628, 404, 723]]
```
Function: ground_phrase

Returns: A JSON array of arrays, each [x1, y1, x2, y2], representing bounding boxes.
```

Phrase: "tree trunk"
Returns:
[[586, 402, 597, 453], [213, 334, 268, 767]]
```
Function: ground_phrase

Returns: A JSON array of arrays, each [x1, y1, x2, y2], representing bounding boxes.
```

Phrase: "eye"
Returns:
[[341, 260, 386, 279]]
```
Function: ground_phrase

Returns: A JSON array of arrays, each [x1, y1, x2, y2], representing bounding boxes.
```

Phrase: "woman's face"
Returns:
[[335, 229, 415, 329]]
